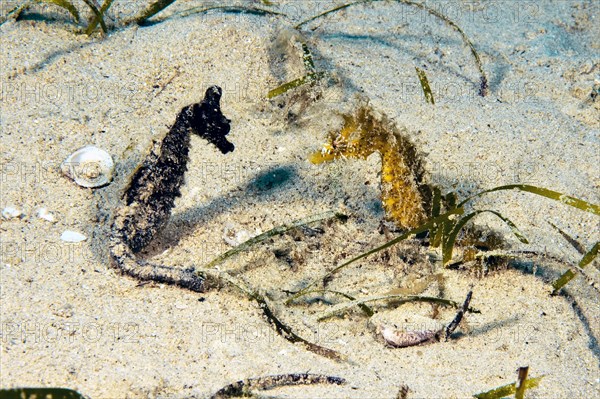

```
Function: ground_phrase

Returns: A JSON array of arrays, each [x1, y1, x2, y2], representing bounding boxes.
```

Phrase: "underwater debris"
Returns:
[[210, 373, 346, 399], [253, 291, 346, 362], [205, 211, 346, 269], [135, 0, 176, 24], [443, 289, 472, 339], [285, 208, 463, 305], [267, 30, 329, 123], [210, 269, 346, 362], [315, 183, 598, 284], [473, 367, 544, 399], [83, 0, 113, 35], [514, 366, 529, 399], [0, 387, 86, 399], [310, 106, 432, 230], [267, 71, 325, 99], [295, 0, 488, 96], [267, 39, 326, 99], [48, 0, 81, 23], [552, 241, 599, 294], [314, 293, 478, 322], [397, 385, 410, 399], [415, 67, 435, 104], [136, 1, 283, 26]]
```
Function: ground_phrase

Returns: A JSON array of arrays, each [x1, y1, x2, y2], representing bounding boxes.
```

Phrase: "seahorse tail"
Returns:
[[108, 233, 211, 293]]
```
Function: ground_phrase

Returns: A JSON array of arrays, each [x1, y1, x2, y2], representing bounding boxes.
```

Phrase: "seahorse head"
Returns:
[[190, 86, 234, 154], [309, 107, 384, 164]]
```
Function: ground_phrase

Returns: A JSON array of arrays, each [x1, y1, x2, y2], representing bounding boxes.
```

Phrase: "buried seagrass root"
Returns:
[[210, 373, 346, 399]]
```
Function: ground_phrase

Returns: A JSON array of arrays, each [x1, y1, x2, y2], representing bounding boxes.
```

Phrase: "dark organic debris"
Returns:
[[210, 373, 346, 399], [0, 387, 86, 399]]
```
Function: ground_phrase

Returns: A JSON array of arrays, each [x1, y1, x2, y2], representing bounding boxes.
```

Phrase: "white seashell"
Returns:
[[61, 230, 87, 243], [379, 324, 440, 348], [222, 223, 253, 246], [37, 208, 55, 223], [61, 145, 114, 188], [2, 206, 23, 219]]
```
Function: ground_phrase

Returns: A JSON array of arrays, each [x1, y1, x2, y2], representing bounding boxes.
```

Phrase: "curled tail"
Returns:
[[109, 231, 210, 292]]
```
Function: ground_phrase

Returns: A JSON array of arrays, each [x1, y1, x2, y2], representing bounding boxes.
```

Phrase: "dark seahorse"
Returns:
[[109, 86, 234, 292]]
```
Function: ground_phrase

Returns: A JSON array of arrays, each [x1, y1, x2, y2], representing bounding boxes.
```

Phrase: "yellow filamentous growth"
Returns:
[[310, 106, 432, 229]]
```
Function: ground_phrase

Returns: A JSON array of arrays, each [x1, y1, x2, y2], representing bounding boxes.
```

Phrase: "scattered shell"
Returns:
[[2, 206, 23, 219], [52, 304, 74, 318], [61, 145, 114, 188], [222, 222, 254, 246], [37, 208, 55, 223], [60, 230, 87, 243], [379, 324, 440, 348]]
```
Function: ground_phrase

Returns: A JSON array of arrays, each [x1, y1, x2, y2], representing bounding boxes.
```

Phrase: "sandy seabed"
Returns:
[[1, 1, 599, 398]]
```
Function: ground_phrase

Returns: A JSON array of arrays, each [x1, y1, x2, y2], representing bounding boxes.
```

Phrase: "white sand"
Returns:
[[1, 1, 598, 398]]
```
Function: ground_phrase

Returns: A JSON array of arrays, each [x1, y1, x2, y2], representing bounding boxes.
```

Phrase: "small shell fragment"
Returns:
[[222, 223, 254, 246], [61, 230, 87, 243], [61, 145, 114, 188], [379, 325, 440, 348], [37, 208, 56, 223], [2, 206, 23, 219]]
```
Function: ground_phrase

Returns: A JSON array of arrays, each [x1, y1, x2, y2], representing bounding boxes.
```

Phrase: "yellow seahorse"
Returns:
[[310, 106, 432, 229]]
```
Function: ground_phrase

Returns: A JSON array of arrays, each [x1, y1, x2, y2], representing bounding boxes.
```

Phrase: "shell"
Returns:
[[60, 230, 87, 243], [222, 222, 255, 246], [61, 146, 114, 188], [379, 324, 440, 348], [2, 206, 23, 219], [37, 207, 55, 223]]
